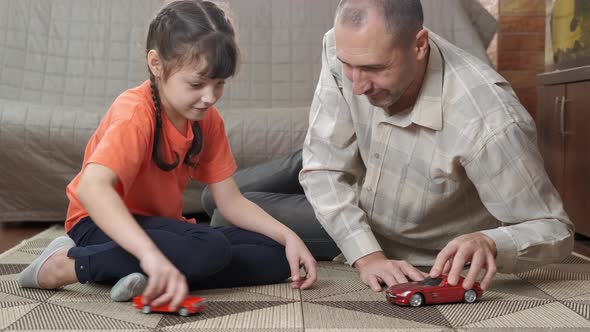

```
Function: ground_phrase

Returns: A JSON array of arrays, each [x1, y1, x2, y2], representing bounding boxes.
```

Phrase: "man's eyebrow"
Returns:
[[336, 56, 350, 66], [336, 56, 386, 70]]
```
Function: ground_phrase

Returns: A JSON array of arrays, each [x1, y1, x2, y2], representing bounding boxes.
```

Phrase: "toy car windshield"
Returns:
[[418, 277, 443, 286]]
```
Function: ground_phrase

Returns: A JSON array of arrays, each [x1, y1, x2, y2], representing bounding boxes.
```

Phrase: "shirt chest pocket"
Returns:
[[402, 152, 463, 195], [426, 156, 464, 194]]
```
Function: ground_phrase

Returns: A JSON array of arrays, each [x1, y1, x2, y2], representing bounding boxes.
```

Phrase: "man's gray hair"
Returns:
[[335, 0, 423, 47]]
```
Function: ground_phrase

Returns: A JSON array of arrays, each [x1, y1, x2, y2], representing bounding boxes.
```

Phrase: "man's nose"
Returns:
[[351, 69, 370, 95]]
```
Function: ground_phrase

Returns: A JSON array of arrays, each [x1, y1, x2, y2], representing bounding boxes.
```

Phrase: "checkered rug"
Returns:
[[2, 226, 590, 331]]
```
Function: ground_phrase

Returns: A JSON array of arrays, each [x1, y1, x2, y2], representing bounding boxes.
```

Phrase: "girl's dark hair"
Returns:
[[147, 0, 239, 171]]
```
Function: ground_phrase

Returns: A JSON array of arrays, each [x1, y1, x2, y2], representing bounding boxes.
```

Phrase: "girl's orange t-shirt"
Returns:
[[65, 80, 237, 233]]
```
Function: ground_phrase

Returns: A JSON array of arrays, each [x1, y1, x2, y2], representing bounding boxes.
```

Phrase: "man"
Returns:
[[204, 0, 573, 292], [299, 0, 573, 292]]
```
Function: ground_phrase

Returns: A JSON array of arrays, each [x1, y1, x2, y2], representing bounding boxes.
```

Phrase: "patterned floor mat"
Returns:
[[1, 225, 590, 331]]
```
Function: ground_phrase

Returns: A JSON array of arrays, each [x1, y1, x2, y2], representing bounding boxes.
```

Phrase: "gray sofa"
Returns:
[[0, 0, 495, 222]]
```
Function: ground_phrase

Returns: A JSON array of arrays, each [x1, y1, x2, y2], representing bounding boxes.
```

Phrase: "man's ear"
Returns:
[[147, 49, 163, 79], [415, 29, 429, 61]]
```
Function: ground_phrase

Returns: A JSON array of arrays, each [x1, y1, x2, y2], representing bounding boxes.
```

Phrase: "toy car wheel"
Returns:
[[464, 289, 477, 303], [142, 305, 152, 314], [409, 293, 424, 307], [178, 307, 189, 317]]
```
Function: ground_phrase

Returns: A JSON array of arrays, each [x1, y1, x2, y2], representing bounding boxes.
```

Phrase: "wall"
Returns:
[[475, 0, 546, 120], [479, 0, 499, 67], [497, 0, 546, 120]]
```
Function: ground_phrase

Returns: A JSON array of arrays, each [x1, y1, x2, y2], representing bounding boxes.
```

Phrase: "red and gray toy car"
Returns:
[[133, 295, 207, 316], [386, 275, 483, 307]]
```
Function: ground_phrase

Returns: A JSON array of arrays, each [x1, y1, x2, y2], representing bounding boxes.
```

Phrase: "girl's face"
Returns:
[[158, 61, 225, 130]]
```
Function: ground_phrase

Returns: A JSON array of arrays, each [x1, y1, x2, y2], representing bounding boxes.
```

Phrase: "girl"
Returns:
[[19, 0, 317, 312]]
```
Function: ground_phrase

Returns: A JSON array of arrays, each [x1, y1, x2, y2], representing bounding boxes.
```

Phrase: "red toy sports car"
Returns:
[[133, 295, 207, 316], [386, 275, 483, 307]]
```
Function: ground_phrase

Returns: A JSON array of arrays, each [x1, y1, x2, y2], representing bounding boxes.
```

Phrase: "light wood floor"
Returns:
[[0, 222, 62, 253]]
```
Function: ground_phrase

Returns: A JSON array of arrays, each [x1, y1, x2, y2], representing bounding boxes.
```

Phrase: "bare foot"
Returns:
[[37, 248, 77, 289]]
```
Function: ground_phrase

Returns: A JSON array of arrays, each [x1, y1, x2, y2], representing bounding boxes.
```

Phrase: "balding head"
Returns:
[[335, 0, 423, 48]]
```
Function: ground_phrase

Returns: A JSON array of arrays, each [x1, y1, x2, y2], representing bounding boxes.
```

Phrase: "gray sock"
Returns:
[[18, 236, 76, 288], [110, 272, 148, 302]]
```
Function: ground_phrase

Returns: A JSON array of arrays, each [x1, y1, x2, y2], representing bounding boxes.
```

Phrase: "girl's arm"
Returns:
[[76, 163, 188, 309], [207, 177, 317, 289]]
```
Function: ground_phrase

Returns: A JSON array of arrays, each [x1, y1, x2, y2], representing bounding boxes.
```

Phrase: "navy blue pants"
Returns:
[[67, 216, 291, 290], [202, 149, 340, 260]]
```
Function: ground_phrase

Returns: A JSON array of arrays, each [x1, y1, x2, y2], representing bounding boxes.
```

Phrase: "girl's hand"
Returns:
[[139, 250, 188, 311], [284, 234, 317, 290]]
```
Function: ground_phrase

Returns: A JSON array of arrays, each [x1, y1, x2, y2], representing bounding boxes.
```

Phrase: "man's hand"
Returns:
[[429, 232, 497, 291], [353, 251, 428, 292]]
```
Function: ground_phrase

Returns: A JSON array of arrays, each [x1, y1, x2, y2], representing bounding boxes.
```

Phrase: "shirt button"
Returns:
[[366, 187, 372, 192], [80, 265, 84, 270], [374, 153, 380, 159]]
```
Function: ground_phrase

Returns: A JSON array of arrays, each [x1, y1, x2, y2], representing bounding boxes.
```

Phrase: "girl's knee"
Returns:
[[201, 227, 232, 266], [183, 227, 231, 278]]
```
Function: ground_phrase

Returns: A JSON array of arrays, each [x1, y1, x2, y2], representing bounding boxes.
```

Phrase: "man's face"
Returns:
[[335, 16, 418, 110]]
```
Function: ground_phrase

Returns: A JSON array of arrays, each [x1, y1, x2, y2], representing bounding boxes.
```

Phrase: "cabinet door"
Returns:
[[564, 81, 590, 237], [537, 84, 565, 196]]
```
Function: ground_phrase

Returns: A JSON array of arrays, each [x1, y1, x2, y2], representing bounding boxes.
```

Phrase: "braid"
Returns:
[[150, 73, 179, 171], [184, 121, 202, 167]]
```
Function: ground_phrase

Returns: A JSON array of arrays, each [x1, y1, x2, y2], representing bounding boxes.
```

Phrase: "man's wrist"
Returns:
[[352, 251, 386, 269], [483, 234, 498, 258]]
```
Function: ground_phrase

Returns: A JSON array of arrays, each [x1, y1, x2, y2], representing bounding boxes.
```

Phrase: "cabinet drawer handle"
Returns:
[[560, 96, 571, 136]]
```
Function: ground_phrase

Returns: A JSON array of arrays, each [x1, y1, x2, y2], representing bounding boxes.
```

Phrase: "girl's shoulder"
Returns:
[[105, 81, 155, 127]]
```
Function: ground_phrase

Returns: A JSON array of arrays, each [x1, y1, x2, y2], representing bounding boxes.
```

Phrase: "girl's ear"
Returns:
[[147, 49, 164, 79]]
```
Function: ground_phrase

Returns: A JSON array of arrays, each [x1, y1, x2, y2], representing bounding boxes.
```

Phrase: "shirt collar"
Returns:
[[161, 109, 194, 148], [385, 36, 444, 131]]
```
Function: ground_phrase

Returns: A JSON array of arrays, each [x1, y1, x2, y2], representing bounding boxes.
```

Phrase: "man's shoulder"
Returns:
[[324, 28, 335, 46], [432, 31, 515, 116], [431, 32, 507, 87], [323, 28, 338, 65], [432, 33, 535, 138], [442, 81, 535, 146], [322, 28, 345, 86]]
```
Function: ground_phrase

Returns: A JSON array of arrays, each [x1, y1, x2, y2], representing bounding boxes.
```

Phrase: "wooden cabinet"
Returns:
[[537, 66, 590, 237]]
